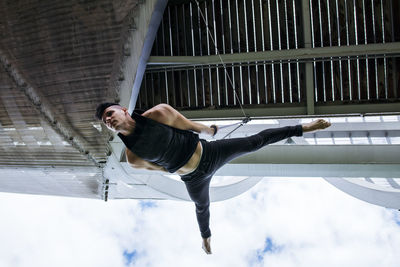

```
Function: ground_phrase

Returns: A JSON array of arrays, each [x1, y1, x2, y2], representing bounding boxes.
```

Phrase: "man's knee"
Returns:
[[195, 202, 210, 213], [248, 134, 264, 149]]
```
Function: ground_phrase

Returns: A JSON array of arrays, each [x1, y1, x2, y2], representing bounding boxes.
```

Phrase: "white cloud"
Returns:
[[0, 178, 399, 267]]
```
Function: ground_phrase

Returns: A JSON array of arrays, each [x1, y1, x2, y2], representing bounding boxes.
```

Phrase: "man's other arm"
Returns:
[[125, 148, 167, 172]]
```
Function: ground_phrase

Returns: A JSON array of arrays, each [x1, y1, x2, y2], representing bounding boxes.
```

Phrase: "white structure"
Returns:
[[325, 178, 400, 209]]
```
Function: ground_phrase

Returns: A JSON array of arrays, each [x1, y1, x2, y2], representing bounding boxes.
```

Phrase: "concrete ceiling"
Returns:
[[0, 0, 141, 168], [0, 0, 145, 198]]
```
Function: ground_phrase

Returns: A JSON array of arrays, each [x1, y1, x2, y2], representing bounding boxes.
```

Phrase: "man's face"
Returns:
[[101, 105, 128, 132]]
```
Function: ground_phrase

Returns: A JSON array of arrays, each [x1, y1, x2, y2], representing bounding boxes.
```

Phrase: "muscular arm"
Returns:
[[125, 148, 167, 172], [142, 104, 215, 135]]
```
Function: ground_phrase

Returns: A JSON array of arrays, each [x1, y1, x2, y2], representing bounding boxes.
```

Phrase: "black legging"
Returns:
[[180, 125, 303, 238]]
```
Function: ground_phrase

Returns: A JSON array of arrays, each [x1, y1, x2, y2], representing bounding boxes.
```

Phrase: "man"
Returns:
[[96, 103, 331, 254]]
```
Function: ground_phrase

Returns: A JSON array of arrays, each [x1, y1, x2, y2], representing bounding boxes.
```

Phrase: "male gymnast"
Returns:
[[95, 103, 331, 254]]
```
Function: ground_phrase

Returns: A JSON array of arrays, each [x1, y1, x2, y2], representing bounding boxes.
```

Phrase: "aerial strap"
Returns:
[[219, 117, 251, 139], [194, 0, 250, 139]]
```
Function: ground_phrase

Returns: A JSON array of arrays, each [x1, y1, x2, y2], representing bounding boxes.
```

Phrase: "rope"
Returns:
[[194, 0, 250, 138], [220, 117, 251, 139]]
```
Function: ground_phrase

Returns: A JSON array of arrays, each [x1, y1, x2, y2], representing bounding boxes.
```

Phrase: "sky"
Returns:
[[0, 178, 400, 267]]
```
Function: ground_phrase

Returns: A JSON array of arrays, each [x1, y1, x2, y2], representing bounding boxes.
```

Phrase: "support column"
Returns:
[[117, 0, 168, 113], [301, 0, 315, 115]]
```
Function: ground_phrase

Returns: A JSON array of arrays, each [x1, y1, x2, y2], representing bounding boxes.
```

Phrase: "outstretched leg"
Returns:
[[208, 125, 302, 172], [210, 119, 331, 170]]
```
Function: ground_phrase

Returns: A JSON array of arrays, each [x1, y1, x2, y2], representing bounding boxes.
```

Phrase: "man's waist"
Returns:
[[176, 141, 203, 175]]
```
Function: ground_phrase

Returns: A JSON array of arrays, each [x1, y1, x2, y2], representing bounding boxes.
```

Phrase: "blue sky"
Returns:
[[255, 237, 284, 264], [394, 212, 400, 226], [123, 250, 137, 266], [139, 200, 157, 210], [0, 178, 399, 267]]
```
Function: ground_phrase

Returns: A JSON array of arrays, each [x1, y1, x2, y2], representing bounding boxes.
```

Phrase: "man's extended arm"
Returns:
[[142, 104, 216, 135]]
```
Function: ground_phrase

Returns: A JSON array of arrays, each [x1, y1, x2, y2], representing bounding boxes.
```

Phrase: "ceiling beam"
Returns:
[[213, 144, 400, 178], [301, 0, 315, 115], [147, 42, 400, 66], [213, 163, 400, 178], [179, 103, 400, 119], [228, 145, 400, 165], [214, 119, 400, 137]]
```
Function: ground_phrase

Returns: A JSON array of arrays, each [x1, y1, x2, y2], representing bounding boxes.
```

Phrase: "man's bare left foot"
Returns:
[[302, 119, 331, 133]]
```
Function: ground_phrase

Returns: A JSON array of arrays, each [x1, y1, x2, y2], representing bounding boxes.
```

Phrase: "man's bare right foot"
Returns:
[[302, 119, 331, 133]]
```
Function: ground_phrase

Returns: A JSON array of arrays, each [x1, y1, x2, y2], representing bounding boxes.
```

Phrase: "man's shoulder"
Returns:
[[142, 105, 174, 124]]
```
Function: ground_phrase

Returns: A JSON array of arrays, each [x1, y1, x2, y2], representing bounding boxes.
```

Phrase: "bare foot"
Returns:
[[302, 119, 331, 133], [202, 237, 212, 254]]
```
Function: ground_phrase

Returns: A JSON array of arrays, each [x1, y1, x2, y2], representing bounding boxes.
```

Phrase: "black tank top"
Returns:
[[118, 112, 199, 173]]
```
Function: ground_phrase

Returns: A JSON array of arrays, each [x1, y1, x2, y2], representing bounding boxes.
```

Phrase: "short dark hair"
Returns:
[[95, 102, 120, 120]]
